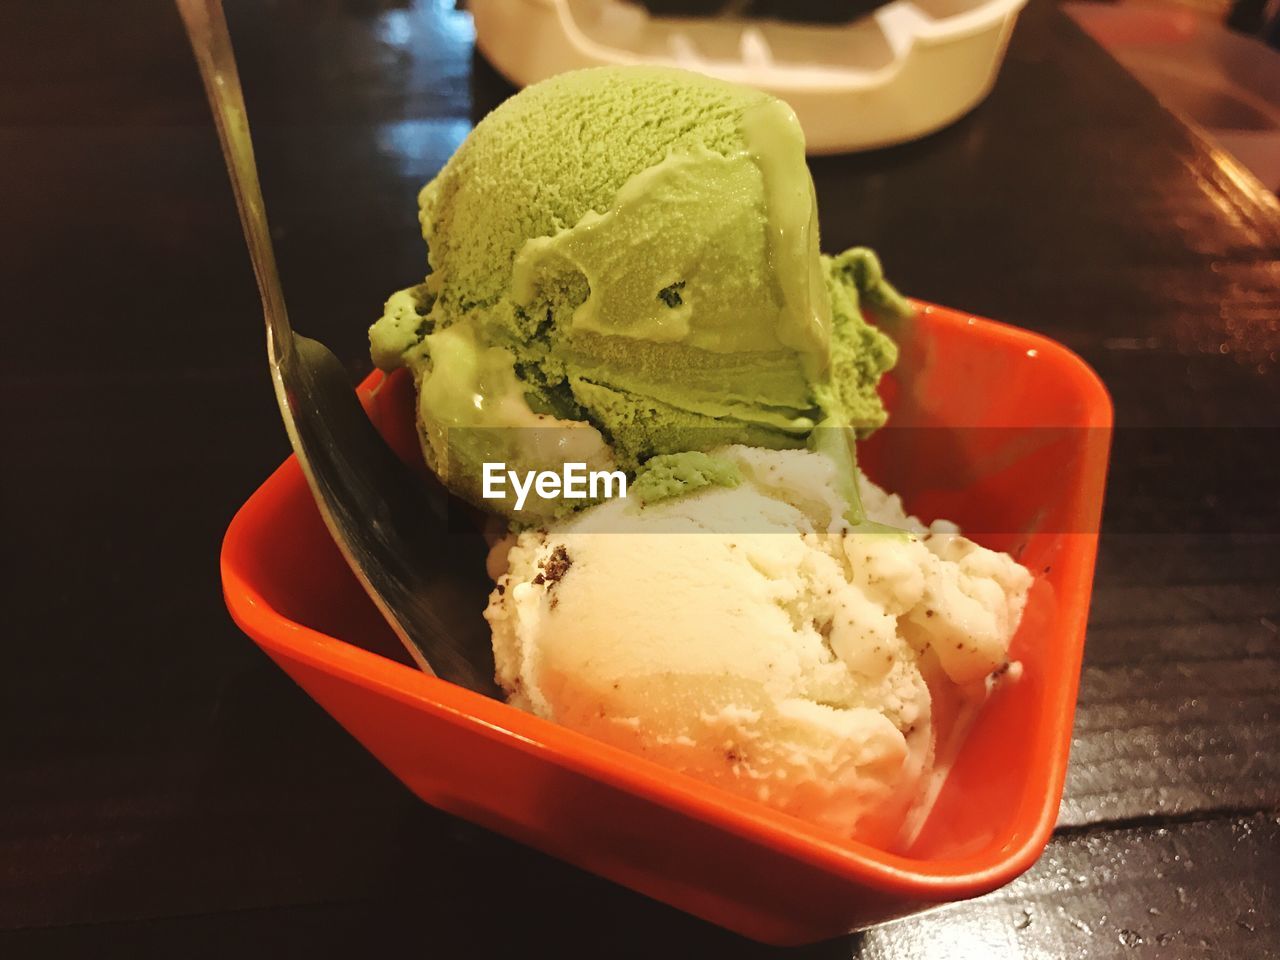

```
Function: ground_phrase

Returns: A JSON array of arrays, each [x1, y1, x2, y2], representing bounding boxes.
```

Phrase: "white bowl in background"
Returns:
[[470, 0, 1029, 153]]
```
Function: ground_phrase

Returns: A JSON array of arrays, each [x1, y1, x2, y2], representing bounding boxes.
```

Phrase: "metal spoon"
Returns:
[[177, 0, 498, 696]]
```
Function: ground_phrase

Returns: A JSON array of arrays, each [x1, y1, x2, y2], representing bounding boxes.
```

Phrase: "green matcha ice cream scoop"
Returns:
[[369, 66, 908, 521]]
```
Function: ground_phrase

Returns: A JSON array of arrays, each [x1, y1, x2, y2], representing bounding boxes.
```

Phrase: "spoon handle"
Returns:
[[175, 0, 293, 364]]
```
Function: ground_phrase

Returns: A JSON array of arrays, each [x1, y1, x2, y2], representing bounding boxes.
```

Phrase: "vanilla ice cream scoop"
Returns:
[[484, 447, 1032, 844]]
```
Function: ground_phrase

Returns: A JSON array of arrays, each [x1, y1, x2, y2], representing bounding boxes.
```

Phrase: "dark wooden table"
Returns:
[[4, 0, 1278, 955]]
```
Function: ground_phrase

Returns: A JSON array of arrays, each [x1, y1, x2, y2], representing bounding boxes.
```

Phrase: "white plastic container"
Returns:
[[470, 0, 1030, 153]]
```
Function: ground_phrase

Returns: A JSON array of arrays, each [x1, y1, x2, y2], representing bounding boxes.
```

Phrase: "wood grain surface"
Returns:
[[3, 0, 1278, 956]]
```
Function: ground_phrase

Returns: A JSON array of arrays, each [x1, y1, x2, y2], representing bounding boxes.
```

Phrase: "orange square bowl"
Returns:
[[221, 301, 1111, 945]]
